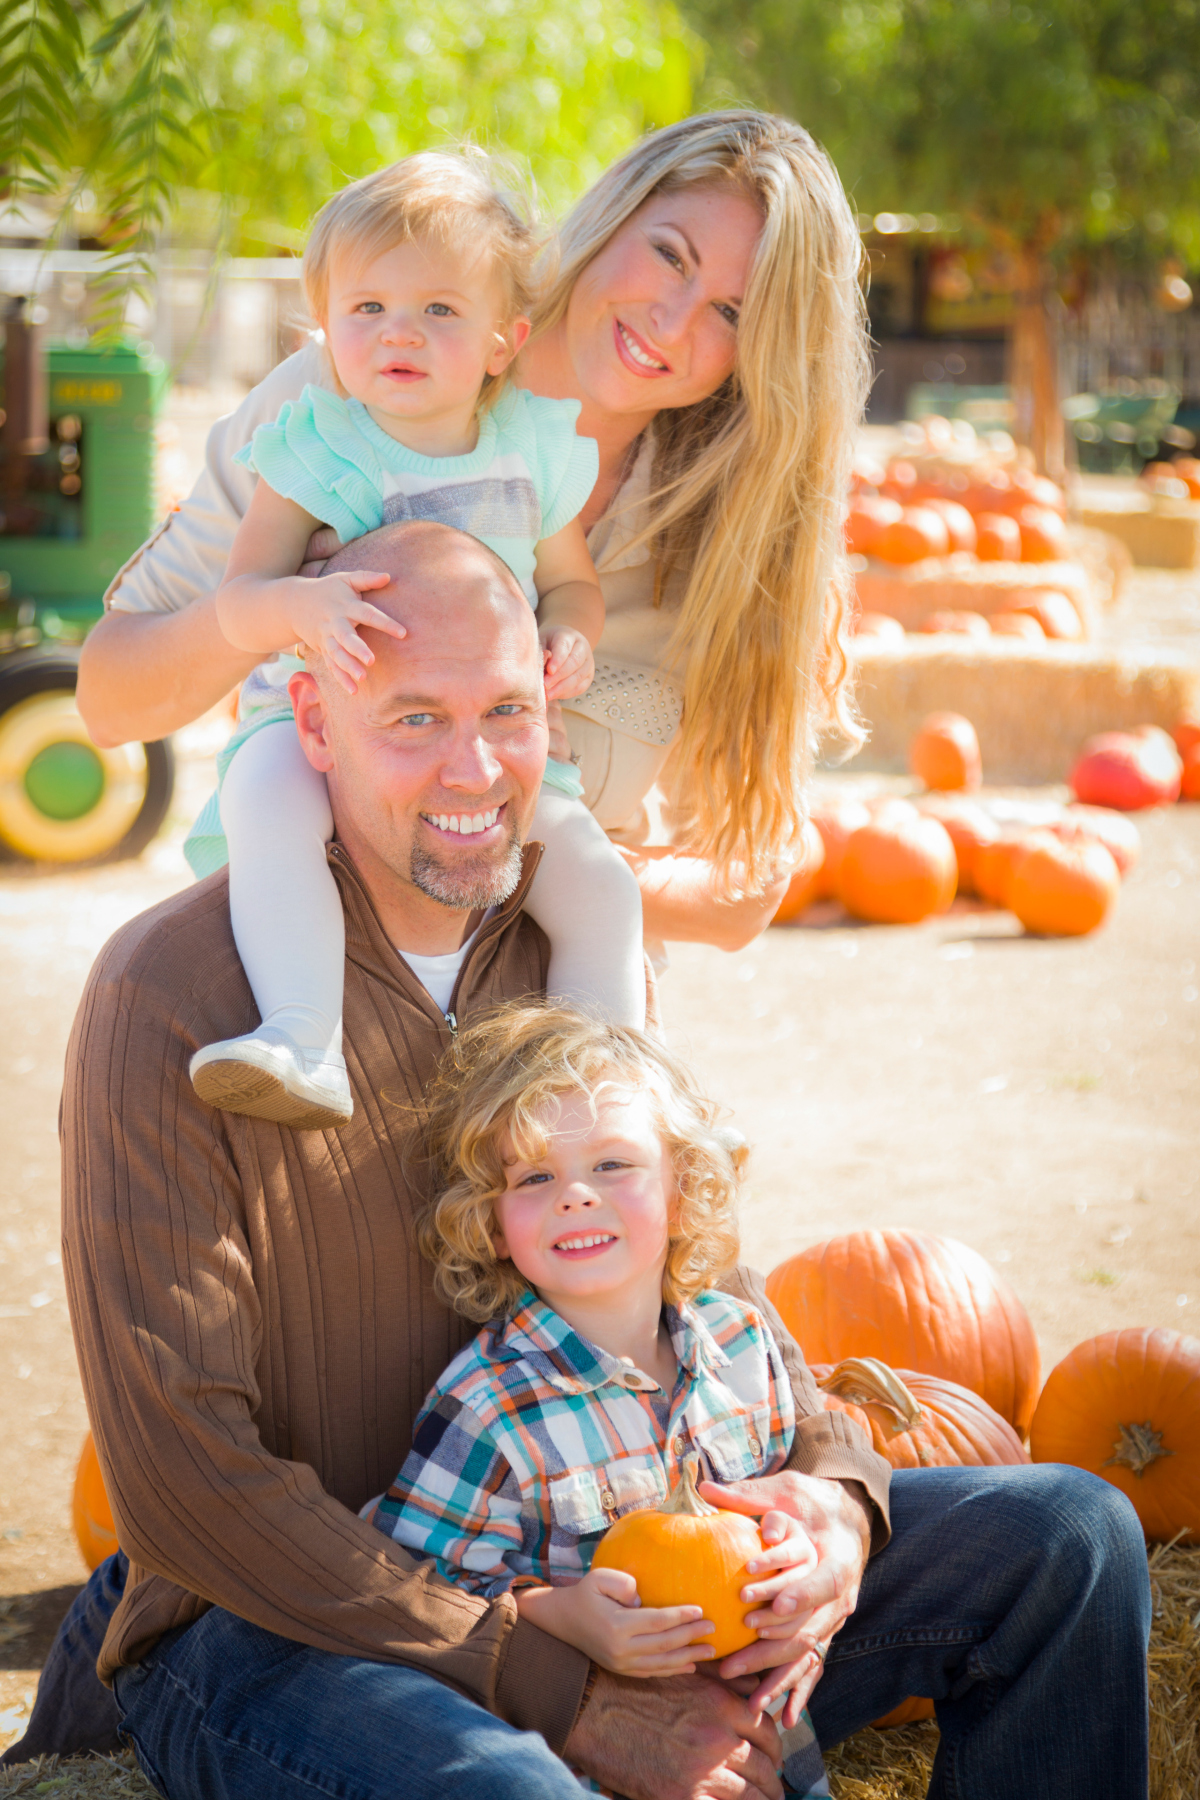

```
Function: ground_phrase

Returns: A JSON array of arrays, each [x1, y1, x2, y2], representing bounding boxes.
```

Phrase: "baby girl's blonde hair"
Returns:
[[414, 1003, 746, 1324], [303, 149, 541, 409]]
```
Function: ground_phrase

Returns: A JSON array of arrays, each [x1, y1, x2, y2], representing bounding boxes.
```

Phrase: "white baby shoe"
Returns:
[[190, 1026, 353, 1130]]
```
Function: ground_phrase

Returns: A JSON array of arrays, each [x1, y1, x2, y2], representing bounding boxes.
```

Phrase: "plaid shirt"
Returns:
[[374, 1287, 796, 1597]]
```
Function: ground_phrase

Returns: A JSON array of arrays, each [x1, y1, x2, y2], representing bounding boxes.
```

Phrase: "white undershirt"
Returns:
[[397, 913, 491, 1015]]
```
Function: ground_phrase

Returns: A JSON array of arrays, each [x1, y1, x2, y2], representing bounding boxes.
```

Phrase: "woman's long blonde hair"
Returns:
[[534, 112, 871, 891], [414, 1003, 745, 1324]]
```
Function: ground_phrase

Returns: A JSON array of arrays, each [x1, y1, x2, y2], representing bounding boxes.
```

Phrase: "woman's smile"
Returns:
[[613, 318, 671, 376]]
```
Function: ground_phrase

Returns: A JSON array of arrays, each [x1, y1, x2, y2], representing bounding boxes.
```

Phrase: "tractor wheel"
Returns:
[[0, 649, 174, 864]]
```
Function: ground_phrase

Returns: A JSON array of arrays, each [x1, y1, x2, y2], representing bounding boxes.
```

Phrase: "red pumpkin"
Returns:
[[1070, 731, 1183, 810], [772, 820, 827, 924], [1053, 806, 1140, 877], [875, 507, 951, 565], [810, 800, 873, 900], [845, 497, 904, 557], [837, 811, 957, 924], [1029, 1329, 1200, 1544], [1006, 831, 1120, 937], [813, 1357, 1029, 1470], [910, 712, 982, 793], [974, 513, 1022, 561], [916, 795, 1000, 895], [767, 1229, 1041, 1436]]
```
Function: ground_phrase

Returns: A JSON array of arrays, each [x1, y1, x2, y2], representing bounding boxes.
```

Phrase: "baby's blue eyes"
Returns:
[[351, 301, 456, 316]]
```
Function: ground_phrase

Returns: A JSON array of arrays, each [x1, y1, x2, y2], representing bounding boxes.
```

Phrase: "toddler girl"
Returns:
[[186, 153, 644, 1130], [374, 1004, 830, 1797]]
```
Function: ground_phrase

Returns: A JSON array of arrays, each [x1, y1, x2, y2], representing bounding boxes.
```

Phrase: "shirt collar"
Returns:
[[492, 1287, 730, 1396]]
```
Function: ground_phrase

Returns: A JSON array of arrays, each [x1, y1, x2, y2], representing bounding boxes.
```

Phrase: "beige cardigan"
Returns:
[[108, 342, 681, 835]]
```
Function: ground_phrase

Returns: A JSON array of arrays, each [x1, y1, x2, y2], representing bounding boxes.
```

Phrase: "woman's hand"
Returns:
[[516, 1567, 716, 1677]]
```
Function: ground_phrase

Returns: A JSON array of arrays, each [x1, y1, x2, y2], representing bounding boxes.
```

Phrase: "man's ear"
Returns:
[[289, 669, 335, 774]]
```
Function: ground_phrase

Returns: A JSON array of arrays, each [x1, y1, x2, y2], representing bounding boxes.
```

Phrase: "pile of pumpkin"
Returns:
[[1140, 457, 1200, 500], [766, 1227, 1200, 1726], [775, 711, 1198, 939]]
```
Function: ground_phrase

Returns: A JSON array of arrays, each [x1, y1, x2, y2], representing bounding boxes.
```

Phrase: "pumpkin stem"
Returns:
[[661, 1457, 719, 1518], [1103, 1421, 1174, 1479], [816, 1358, 924, 1437]]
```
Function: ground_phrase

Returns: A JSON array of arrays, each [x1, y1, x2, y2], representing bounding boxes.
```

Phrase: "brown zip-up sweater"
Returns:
[[61, 843, 890, 1756]]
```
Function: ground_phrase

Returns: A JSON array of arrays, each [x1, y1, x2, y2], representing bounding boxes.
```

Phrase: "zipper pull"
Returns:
[[444, 1011, 458, 1037]]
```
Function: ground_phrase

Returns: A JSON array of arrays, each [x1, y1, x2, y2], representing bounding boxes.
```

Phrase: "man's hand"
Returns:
[[564, 1669, 784, 1800], [703, 1473, 872, 1717]]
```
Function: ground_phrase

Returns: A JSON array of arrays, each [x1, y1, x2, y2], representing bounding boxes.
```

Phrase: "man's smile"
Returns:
[[418, 804, 503, 838]]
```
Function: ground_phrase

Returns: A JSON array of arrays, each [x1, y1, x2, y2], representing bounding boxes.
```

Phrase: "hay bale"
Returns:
[[854, 556, 1098, 636], [1076, 497, 1200, 570], [847, 638, 1200, 784]]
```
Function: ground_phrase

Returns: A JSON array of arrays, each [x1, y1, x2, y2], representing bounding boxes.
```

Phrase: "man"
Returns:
[[13, 521, 1150, 1799]]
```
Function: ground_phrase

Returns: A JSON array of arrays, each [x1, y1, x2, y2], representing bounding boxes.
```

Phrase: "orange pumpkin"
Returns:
[[1053, 805, 1140, 878], [1029, 1329, 1200, 1543], [974, 512, 1022, 561], [961, 474, 1012, 517], [1016, 505, 1069, 562], [1008, 590, 1082, 641], [923, 498, 977, 554], [810, 800, 873, 900], [767, 1229, 1041, 1436], [73, 1431, 118, 1571], [1171, 716, 1200, 758], [853, 611, 906, 642], [916, 795, 999, 896], [813, 1358, 1029, 1471], [837, 811, 957, 924], [910, 712, 982, 793], [772, 820, 827, 924], [989, 611, 1045, 640], [879, 459, 919, 502], [1181, 744, 1200, 801], [592, 1460, 763, 1657], [973, 835, 1026, 908], [875, 507, 951, 565], [845, 497, 903, 557], [918, 609, 991, 638], [1006, 831, 1120, 937], [873, 1697, 937, 1728]]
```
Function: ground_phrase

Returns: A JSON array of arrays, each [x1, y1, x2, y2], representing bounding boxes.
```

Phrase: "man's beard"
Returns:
[[409, 812, 524, 911]]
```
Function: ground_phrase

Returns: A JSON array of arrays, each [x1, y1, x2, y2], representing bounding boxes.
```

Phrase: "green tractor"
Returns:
[[0, 321, 175, 864]]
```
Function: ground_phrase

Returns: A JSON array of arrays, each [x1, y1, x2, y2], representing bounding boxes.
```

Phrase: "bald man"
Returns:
[[41, 519, 897, 1800]]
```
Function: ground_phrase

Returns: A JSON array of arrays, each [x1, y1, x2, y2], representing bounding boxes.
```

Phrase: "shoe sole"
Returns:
[[191, 1056, 351, 1132]]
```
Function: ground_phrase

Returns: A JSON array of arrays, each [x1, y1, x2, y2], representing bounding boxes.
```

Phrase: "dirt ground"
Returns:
[[1, 584, 1198, 1755]]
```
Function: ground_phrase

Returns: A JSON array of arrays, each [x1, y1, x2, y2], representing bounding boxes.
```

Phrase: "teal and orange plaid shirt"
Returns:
[[373, 1286, 796, 1596]]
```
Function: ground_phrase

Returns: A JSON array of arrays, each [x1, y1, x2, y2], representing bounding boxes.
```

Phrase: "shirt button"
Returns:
[[748, 1432, 761, 1455], [601, 1488, 617, 1511], [673, 1436, 687, 1456]]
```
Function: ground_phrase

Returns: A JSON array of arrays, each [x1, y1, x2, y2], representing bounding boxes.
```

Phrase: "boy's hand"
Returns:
[[540, 625, 594, 702], [287, 570, 405, 694], [516, 1566, 716, 1678]]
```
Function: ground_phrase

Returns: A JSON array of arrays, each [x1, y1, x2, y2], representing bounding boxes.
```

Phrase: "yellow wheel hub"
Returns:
[[0, 692, 148, 862]]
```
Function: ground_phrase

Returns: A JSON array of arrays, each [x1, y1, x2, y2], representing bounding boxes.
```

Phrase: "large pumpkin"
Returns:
[[767, 1230, 1041, 1436], [810, 800, 872, 900], [916, 795, 999, 896], [837, 810, 957, 925], [812, 1358, 1029, 1470], [1053, 805, 1140, 878], [1006, 832, 1120, 937], [592, 1460, 763, 1657], [773, 820, 826, 924], [1070, 730, 1183, 810], [1029, 1329, 1200, 1543], [909, 712, 982, 793], [73, 1431, 118, 1571]]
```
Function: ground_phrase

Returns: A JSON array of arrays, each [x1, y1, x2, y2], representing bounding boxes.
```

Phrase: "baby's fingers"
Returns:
[[343, 570, 393, 594], [348, 600, 407, 640]]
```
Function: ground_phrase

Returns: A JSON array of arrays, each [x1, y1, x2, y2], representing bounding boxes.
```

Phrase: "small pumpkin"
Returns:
[[812, 1358, 1029, 1471], [1171, 717, 1200, 758], [1070, 731, 1183, 810], [853, 611, 906, 642], [909, 712, 982, 793], [916, 795, 999, 896], [767, 1229, 1041, 1436], [974, 512, 1022, 562], [1008, 590, 1082, 641], [1181, 744, 1200, 801], [845, 497, 903, 557], [838, 811, 957, 925], [923, 498, 977, 554], [810, 800, 873, 900], [773, 819, 827, 924], [591, 1459, 763, 1657], [973, 834, 1027, 908], [918, 610, 991, 638], [875, 507, 951, 565], [73, 1431, 118, 1572], [1029, 1329, 1200, 1543], [1053, 805, 1140, 878], [989, 611, 1046, 641], [1016, 505, 1069, 563], [1006, 831, 1120, 938]]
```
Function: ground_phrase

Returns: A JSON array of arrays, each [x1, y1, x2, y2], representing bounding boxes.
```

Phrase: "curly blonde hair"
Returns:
[[414, 1003, 746, 1324]]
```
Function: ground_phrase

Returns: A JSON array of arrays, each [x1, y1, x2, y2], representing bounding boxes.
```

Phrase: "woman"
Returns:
[[78, 110, 869, 949]]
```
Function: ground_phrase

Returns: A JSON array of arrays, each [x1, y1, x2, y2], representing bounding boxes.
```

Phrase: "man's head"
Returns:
[[290, 520, 548, 932]]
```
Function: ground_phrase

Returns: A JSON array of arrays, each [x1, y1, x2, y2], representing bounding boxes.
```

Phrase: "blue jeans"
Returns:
[[5, 1464, 1150, 1798]]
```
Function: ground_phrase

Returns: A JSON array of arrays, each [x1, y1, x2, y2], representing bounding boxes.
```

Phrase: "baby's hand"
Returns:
[[540, 625, 594, 703], [516, 1566, 715, 1678], [287, 569, 406, 694]]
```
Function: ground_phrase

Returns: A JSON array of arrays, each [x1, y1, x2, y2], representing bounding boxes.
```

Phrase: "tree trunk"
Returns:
[[1009, 244, 1065, 482]]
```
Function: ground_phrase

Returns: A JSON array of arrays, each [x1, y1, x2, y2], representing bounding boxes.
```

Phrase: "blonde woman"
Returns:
[[78, 111, 869, 949]]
